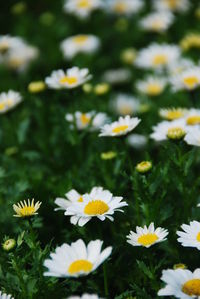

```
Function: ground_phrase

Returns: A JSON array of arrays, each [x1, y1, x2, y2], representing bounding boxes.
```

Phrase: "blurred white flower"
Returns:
[[126, 133, 148, 149], [0, 90, 22, 114], [153, 0, 190, 13], [65, 111, 108, 130], [151, 119, 188, 141], [140, 11, 174, 33], [110, 94, 141, 116], [184, 127, 200, 147], [107, 0, 144, 15], [64, 0, 104, 18], [136, 75, 167, 96], [170, 67, 200, 91], [0, 291, 14, 299], [159, 107, 188, 120], [103, 68, 131, 85]]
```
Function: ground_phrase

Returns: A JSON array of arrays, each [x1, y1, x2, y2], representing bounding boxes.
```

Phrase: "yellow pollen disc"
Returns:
[[114, 3, 127, 13], [80, 114, 90, 125], [59, 76, 78, 85], [19, 206, 36, 217], [151, 21, 163, 30], [0, 102, 6, 110], [197, 232, 200, 242], [112, 125, 129, 134], [182, 279, 200, 296], [183, 76, 199, 88], [187, 115, 200, 125], [0, 42, 9, 52], [73, 35, 88, 44], [166, 110, 185, 120], [165, 0, 179, 9], [8, 58, 23, 68], [78, 0, 91, 8], [68, 260, 93, 275], [78, 196, 83, 202], [153, 54, 168, 66], [120, 106, 133, 115], [167, 127, 186, 140], [84, 200, 109, 215], [138, 233, 158, 246], [146, 84, 162, 96]]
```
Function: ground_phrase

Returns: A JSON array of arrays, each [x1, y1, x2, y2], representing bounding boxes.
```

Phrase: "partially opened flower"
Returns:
[[44, 239, 112, 277], [158, 268, 200, 298], [0, 291, 14, 299], [127, 223, 168, 248], [159, 108, 188, 120], [13, 199, 42, 218], [151, 119, 188, 141], [140, 11, 174, 33], [45, 67, 92, 89], [136, 76, 167, 96], [177, 220, 200, 250], [68, 295, 101, 299], [0, 90, 22, 113], [60, 34, 100, 59], [153, 0, 190, 13], [171, 67, 200, 91], [64, 0, 104, 19], [65, 187, 128, 226], [99, 115, 141, 137], [184, 127, 200, 146], [65, 111, 107, 130], [107, 0, 144, 15]]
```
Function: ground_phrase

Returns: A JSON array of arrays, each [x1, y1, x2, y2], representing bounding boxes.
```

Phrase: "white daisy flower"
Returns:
[[168, 58, 194, 76], [158, 268, 200, 298], [177, 220, 200, 250], [184, 127, 200, 147], [159, 108, 188, 121], [184, 109, 200, 126], [107, 0, 144, 15], [0, 35, 23, 54], [102, 68, 131, 85], [154, 0, 190, 13], [110, 94, 141, 116], [127, 223, 168, 248], [0, 291, 14, 299], [0, 90, 22, 113], [65, 187, 128, 226], [65, 111, 108, 130], [170, 67, 200, 91], [151, 119, 188, 141], [135, 43, 181, 71], [136, 75, 167, 96], [63, 0, 104, 19], [44, 239, 112, 277], [99, 115, 141, 137], [126, 133, 148, 149], [67, 295, 101, 299], [60, 34, 100, 59], [140, 11, 174, 33], [55, 189, 84, 211], [45, 67, 92, 89]]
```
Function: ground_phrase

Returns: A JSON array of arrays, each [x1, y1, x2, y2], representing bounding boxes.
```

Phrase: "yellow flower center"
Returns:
[[120, 106, 133, 115], [84, 200, 109, 215], [59, 76, 78, 85], [183, 76, 199, 88], [78, 196, 83, 202], [0, 102, 6, 111], [165, 0, 179, 9], [8, 58, 23, 68], [138, 233, 158, 246], [113, 2, 127, 13], [182, 279, 200, 296], [68, 260, 93, 275], [146, 83, 162, 96], [19, 206, 36, 217], [151, 20, 163, 31], [197, 232, 200, 242], [153, 54, 168, 66], [187, 115, 200, 125], [166, 110, 185, 120], [73, 35, 88, 44], [167, 127, 186, 140], [0, 42, 9, 53], [112, 125, 129, 134], [77, 0, 91, 8], [80, 114, 91, 125]]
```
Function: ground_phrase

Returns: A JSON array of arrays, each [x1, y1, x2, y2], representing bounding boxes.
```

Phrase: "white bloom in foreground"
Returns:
[[65, 187, 128, 226], [45, 67, 92, 89], [64, 0, 104, 18], [140, 11, 174, 33], [158, 268, 200, 298], [127, 223, 168, 248], [154, 0, 190, 13], [151, 120, 188, 141], [107, 0, 144, 15], [135, 43, 181, 71], [44, 239, 112, 277], [136, 76, 167, 96], [110, 94, 141, 116], [60, 34, 100, 59], [159, 108, 188, 121], [171, 67, 200, 91], [177, 220, 200, 250], [65, 111, 107, 130], [99, 115, 141, 137], [0, 291, 14, 299], [0, 90, 22, 113], [68, 295, 101, 299], [184, 127, 200, 147], [126, 133, 148, 149]]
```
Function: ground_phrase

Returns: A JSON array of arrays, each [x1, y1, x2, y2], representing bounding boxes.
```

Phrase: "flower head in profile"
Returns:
[[135, 43, 181, 71], [177, 220, 200, 250], [159, 108, 188, 121], [107, 0, 144, 15], [127, 223, 168, 248], [0, 291, 14, 299], [180, 33, 200, 51], [151, 119, 188, 141], [0, 90, 22, 113], [140, 11, 174, 33], [64, 0, 104, 19], [158, 268, 200, 298], [99, 115, 141, 137], [136, 76, 167, 96], [60, 34, 100, 59], [65, 187, 127, 226], [171, 67, 200, 91], [65, 111, 107, 131], [184, 127, 200, 147], [110, 94, 142, 116], [13, 199, 41, 218], [44, 239, 112, 277], [153, 0, 190, 13], [45, 67, 92, 89]]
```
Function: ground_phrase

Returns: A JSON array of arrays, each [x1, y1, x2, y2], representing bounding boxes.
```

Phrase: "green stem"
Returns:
[[11, 253, 27, 297], [103, 263, 109, 298]]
